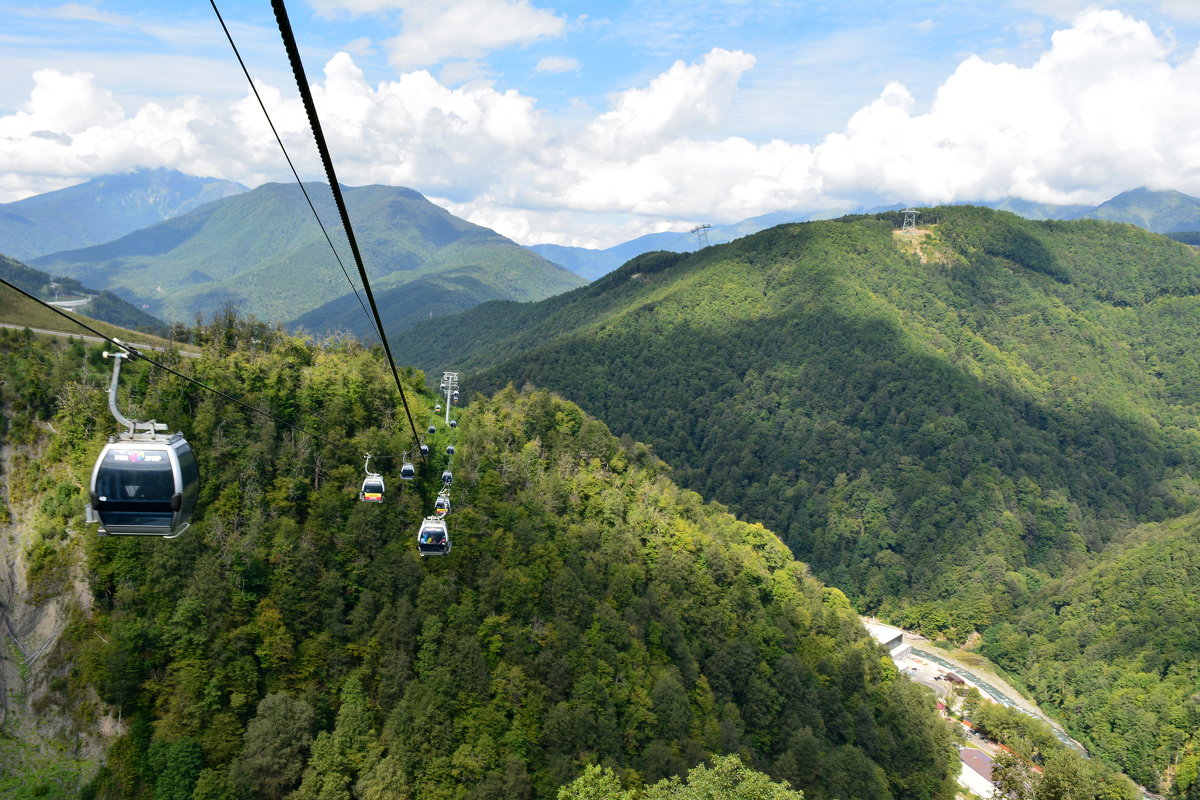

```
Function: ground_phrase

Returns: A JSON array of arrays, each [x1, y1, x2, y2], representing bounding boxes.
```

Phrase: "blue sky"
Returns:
[[3, 1, 1200, 246]]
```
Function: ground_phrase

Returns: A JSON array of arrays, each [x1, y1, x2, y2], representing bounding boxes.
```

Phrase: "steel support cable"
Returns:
[[270, 0, 425, 461], [0, 277, 351, 452], [208, 0, 380, 342]]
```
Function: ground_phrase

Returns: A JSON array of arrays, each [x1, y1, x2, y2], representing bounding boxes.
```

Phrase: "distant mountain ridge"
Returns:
[[1078, 186, 1200, 232], [31, 182, 584, 330], [0, 167, 245, 262], [529, 188, 1200, 281]]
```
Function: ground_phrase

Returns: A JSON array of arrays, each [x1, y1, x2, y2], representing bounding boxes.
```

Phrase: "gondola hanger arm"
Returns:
[[103, 349, 167, 436]]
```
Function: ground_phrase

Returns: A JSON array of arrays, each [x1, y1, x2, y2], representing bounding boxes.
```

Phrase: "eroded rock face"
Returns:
[[0, 436, 114, 787]]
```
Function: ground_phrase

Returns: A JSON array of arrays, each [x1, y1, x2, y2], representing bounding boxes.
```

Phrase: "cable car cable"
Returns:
[[208, 0, 380, 343], [270, 0, 426, 463]]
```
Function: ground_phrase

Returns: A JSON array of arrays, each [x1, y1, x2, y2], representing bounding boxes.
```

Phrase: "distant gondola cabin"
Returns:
[[360, 474, 384, 502]]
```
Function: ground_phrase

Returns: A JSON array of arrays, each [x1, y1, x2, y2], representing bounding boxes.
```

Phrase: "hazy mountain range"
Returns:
[[0, 167, 245, 262], [5, 168, 1200, 340], [529, 187, 1200, 281]]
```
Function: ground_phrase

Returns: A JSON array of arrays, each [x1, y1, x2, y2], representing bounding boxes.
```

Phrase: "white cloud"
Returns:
[[586, 48, 755, 152], [806, 9, 1200, 207], [3, 9, 1200, 249], [536, 55, 580, 73], [308, 0, 566, 68], [380, 0, 564, 69]]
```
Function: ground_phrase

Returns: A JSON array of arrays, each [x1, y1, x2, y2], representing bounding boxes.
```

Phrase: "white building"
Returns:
[[958, 748, 995, 798], [865, 621, 911, 661]]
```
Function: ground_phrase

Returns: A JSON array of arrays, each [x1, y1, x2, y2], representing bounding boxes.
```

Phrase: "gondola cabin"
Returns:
[[428, 425, 436, 434], [360, 474, 385, 502], [446, 445, 455, 455], [419, 444, 430, 456], [441, 470, 453, 485], [434, 492, 451, 516], [400, 461, 416, 480], [87, 434, 199, 538], [449, 420, 457, 428], [417, 516, 450, 556]]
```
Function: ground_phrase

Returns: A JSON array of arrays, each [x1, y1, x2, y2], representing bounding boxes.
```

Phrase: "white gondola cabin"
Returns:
[[86, 350, 199, 538], [417, 516, 450, 556], [360, 473, 384, 502], [88, 433, 199, 537]]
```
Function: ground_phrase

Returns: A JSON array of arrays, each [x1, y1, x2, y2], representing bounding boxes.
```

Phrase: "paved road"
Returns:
[[0, 322, 198, 357]]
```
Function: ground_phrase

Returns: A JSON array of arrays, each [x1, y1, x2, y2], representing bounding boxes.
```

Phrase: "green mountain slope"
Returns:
[[1080, 187, 1200, 232], [2, 330, 958, 800], [0, 253, 169, 335], [29, 182, 584, 329], [0, 168, 245, 262], [984, 510, 1200, 792], [388, 207, 1200, 791]]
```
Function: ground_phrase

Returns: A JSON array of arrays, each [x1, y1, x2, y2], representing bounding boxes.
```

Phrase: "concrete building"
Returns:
[[865, 621, 912, 661]]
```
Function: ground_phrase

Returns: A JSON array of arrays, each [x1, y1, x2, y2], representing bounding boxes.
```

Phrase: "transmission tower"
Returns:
[[690, 223, 712, 247], [901, 208, 920, 233]]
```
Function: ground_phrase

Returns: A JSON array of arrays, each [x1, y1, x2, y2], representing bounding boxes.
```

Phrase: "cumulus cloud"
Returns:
[[809, 9, 1200, 206], [3, 9, 1200, 248], [585, 48, 755, 152]]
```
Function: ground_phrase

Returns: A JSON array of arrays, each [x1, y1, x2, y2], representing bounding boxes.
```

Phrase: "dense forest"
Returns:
[[388, 206, 1200, 794], [0, 324, 960, 799]]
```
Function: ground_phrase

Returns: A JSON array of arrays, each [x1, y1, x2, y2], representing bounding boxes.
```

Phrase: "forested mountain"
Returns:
[[1080, 187, 1200, 233], [30, 182, 584, 330], [0, 254, 168, 335], [0, 168, 245, 262], [985, 510, 1200, 792], [0, 325, 960, 799], [389, 206, 1200, 793]]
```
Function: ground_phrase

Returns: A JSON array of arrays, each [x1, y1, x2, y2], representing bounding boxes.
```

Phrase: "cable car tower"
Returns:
[[901, 208, 920, 233], [440, 372, 459, 424], [690, 224, 712, 247]]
